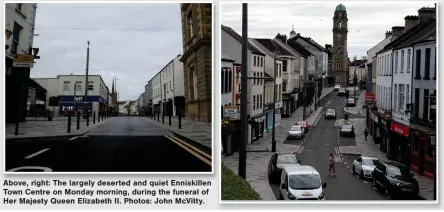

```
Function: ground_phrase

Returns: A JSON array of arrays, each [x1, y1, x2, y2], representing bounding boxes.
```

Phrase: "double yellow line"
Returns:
[[165, 135, 212, 167]]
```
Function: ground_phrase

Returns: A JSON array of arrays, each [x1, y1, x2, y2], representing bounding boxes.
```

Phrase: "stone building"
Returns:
[[330, 3, 349, 86], [180, 3, 212, 122]]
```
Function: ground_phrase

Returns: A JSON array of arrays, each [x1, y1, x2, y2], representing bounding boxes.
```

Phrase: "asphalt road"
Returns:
[[5, 117, 211, 172], [270, 90, 387, 200]]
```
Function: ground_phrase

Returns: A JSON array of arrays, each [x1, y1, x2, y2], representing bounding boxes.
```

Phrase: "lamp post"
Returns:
[[271, 52, 277, 153], [84, 41, 90, 126], [239, 3, 248, 179]]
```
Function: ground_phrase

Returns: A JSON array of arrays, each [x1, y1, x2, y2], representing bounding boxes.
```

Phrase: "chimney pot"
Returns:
[[385, 31, 392, 39], [418, 7, 435, 23], [391, 26, 405, 37], [404, 15, 419, 32]]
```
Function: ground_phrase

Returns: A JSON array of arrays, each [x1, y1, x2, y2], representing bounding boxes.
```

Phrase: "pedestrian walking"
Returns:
[[364, 128, 369, 141], [328, 153, 336, 177]]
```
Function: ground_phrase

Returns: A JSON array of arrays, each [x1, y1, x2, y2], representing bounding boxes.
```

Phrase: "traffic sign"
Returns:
[[13, 54, 35, 68]]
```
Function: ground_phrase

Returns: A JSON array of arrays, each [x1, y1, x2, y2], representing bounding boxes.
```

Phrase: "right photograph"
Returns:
[[221, 2, 437, 201]]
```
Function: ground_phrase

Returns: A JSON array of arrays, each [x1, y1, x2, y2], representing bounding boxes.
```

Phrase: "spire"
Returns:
[[292, 24, 294, 31], [111, 77, 115, 94]]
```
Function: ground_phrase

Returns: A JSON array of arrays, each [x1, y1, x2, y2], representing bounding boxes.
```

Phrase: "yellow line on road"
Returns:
[[168, 135, 211, 160], [165, 135, 212, 167]]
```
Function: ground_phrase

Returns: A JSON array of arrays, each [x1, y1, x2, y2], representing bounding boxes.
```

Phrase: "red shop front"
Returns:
[[389, 121, 410, 166], [409, 126, 436, 180]]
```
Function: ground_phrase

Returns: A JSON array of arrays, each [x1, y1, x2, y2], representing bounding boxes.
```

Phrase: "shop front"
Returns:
[[409, 122, 436, 179], [389, 121, 410, 166], [368, 110, 379, 144], [378, 117, 390, 153], [249, 115, 264, 144], [282, 94, 292, 117], [58, 95, 107, 116], [264, 104, 273, 134]]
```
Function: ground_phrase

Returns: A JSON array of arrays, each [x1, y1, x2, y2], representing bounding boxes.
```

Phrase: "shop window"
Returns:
[[426, 137, 434, 159]]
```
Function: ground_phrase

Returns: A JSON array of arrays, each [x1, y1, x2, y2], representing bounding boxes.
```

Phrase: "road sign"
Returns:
[[13, 54, 35, 68], [431, 136, 436, 146]]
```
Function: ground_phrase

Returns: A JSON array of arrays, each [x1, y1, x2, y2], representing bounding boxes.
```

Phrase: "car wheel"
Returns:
[[352, 165, 356, 174]]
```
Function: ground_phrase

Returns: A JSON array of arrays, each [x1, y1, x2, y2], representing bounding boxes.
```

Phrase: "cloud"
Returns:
[[31, 3, 182, 101], [221, 1, 435, 59]]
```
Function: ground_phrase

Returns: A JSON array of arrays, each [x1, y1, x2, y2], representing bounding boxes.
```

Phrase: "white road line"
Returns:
[[364, 181, 368, 184], [324, 143, 331, 145], [69, 136, 79, 140], [297, 146, 305, 154], [347, 166, 349, 168], [343, 162, 347, 164], [24, 148, 50, 159]]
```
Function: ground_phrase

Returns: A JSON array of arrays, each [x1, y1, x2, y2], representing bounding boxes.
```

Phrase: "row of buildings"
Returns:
[[365, 6, 436, 180], [125, 3, 213, 123], [221, 4, 351, 144]]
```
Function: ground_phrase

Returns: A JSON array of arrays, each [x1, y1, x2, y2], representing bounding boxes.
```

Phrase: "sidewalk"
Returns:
[[338, 118, 435, 200], [222, 87, 333, 200], [144, 116, 211, 149], [6, 116, 115, 139], [344, 89, 365, 116]]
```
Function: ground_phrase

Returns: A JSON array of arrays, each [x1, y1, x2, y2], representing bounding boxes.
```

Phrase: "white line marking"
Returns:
[[24, 148, 50, 159], [305, 149, 312, 152], [364, 181, 368, 184], [351, 170, 353, 173], [343, 162, 347, 164], [347, 166, 349, 168], [324, 143, 331, 145], [69, 136, 79, 140]]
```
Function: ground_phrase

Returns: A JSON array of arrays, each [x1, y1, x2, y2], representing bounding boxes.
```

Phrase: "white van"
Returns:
[[279, 164, 326, 200]]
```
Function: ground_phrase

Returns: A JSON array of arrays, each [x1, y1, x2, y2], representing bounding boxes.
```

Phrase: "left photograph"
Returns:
[[4, 3, 213, 173]]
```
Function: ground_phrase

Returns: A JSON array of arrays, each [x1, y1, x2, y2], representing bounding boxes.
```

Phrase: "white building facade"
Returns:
[[392, 45, 413, 126], [221, 56, 235, 107], [293, 35, 328, 83], [376, 50, 393, 113], [5, 3, 37, 58]]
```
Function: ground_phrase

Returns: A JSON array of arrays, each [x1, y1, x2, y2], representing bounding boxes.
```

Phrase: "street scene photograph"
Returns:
[[5, 3, 212, 173], [221, 2, 436, 201]]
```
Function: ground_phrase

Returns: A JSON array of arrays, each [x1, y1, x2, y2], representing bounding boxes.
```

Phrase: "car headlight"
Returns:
[[318, 192, 325, 200], [288, 193, 296, 200]]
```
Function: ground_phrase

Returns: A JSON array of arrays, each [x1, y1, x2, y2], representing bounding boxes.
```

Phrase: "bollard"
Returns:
[[93, 111, 96, 124], [157, 112, 160, 121], [162, 113, 165, 123], [178, 114, 182, 129], [98, 111, 100, 123], [67, 111, 72, 133], [169, 115, 171, 126], [77, 111, 80, 130], [102, 112, 104, 121]]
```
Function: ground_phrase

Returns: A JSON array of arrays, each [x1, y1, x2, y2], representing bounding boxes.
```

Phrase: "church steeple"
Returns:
[[111, 77, 115, 94], [289, 24, 296, 39]]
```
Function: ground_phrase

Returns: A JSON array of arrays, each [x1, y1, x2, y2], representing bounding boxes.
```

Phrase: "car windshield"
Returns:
[[327, 109, 335, 113], [342, 125, 353, 129], [362, 158, 377, 166], [297, 121, 306, 125], [277, 155, 298, 164], [291, 126, 302, 131], [387, 165, 410, 177], [288, 174, 322, 190], [348, 98, 354, 102]]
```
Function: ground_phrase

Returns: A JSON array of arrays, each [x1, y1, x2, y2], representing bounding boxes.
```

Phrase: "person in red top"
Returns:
[[329, 153, 336, 177]]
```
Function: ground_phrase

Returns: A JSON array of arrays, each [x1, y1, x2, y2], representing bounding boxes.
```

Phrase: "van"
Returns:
[[279, 164, 326, 200]]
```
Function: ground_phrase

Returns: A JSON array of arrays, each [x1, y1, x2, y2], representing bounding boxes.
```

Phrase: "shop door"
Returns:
[[418, 137, 426, 175]]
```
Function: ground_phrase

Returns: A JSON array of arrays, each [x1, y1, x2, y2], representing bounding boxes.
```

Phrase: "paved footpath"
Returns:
[[144, 116, 211, 149], [222, 87, 334, 200], [344, 89, 366, 116], [6, 116, 115, 139], [337, 118, 435, 200]]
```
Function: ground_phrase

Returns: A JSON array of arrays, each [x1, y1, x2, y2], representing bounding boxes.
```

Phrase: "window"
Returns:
[[336, 62, 341, 69], [278, 84, 282, 100], [423, 89, 429, 119], [406, 84, 410, 105], [394, 84, 398, 111], [407, 49, 411, 72], [424, 48, 431, 79], [228, 70, 232, 93], [282, 80, 287, 92], [192, 67, 198, 100], [261, 57, 263, 67], [426, 137, 434, 158], [253, 72, 256, 85], [395, 51, 398, 72], [11, 22, 23, 54], [434, 47, 436, 79], [170, 81, 172, 90], [400, 50, 404, 72], [279, 64, 282, 77], [283, 60, 287, 72], [253, 95, 256, 110], [187, 12, 193, 39], [254, 56, 257, 67], [63, 81, 71, 91], [16, 3, 23, 11], [88, 81, 94, 91], [399, 84, 404, 111], [75, 81, 82, 91], [415, 49, 421, 78]]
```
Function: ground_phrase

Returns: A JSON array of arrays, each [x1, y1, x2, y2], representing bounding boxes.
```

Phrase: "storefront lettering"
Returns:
[[390, 122, 409, 137], [75, 96, 83, 101]]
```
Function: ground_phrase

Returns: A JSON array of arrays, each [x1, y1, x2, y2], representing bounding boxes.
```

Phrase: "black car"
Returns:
[[340, 123, 355, 137], [267, 153, 301, 184], [372, 161, 419, 199]]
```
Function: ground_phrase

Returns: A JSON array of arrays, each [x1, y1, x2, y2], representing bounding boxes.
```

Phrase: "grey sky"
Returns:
[[221, 2, 435, 59], [31, 3, 182, 101]]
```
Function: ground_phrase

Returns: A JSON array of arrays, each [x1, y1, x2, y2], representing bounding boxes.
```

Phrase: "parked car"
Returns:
[[325, 109, 336, 119], [338, 88, 346, 96], [279, 165, 326, 200], [334, 84, 341, 91], [372, 161, 419, 198], [288, 125, 305, 139], [296, 120, 309, 132], [352, 156, 378, 179], [340, 123, 355, 137], [268, 153, 302, 184], [347, 98, 356, 107]]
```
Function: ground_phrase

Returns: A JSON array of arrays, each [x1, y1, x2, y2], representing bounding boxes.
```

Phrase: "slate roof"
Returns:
[[396, 20, 436, 48], [350, 59, 367, 66], [285, 38, 313, 57], [293, 34, 328, 52], [221, 25, 266, 56], [253, 39, 293, 56]]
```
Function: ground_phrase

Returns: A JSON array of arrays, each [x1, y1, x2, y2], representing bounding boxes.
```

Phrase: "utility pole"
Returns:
[[84, 41, 90, 126], [239, 3, 248, 179], [271, 53, 277, 152], [302, 57, 308, 120]]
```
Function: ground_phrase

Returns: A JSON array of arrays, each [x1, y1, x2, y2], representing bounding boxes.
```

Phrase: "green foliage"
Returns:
[[221, 165, 262, 200]]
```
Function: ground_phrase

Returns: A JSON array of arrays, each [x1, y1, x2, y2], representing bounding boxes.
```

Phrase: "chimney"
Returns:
[[404, 15, 419, 32], [391, 26, 405, 37], [418, 7, 435, 23], [385, 31, 392, 39]]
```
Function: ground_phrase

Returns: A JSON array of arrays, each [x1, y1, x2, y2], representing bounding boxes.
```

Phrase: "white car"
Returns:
[[352, 156, 378, 179], [287, 125, 304, 139], [334, 84, 341, 91], [347, 98, 356, 107], [279, 165, 327, 200]]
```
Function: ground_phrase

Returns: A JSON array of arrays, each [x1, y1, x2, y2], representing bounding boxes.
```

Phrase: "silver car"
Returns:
[[325, 109, 336, 119], [352, 156, 378, 179], [288, 125, 304, 139]]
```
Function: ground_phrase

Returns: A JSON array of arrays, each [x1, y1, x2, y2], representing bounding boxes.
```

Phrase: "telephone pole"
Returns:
[[84, 41, 90, 126], [271, 53, 277, 152], [239, 3, 248, 179]]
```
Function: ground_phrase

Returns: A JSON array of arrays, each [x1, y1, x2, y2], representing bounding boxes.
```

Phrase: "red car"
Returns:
[[296, 120, 309, 132]]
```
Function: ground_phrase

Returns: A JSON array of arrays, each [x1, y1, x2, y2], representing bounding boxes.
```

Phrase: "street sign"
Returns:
[[431, 135, 436, 146], [13, 54, 34, 68]]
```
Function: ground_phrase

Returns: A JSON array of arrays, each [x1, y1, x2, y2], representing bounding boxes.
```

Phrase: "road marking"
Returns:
[[347, 166, 349, 168], [7, 166, 52, 172], [334, 155, 342, 162], [165, 135, 211, 166], [343, 162, 347, 164], [334, 147, 340, 154], [24, 148, 50, 159], [364, 181, 368, 184], [324, 144, 331, 146], [69, 136, 79, 140], [297, 146, 305, 154], [305, 149, 312, 152]]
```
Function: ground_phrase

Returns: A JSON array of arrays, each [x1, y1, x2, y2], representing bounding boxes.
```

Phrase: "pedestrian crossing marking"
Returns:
[[334, 155, 342, 163], [296, 146, 304, 154]]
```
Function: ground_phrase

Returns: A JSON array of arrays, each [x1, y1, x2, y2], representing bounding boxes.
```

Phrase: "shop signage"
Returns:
[[365, 92, 375, 104], [223, 106, 239, 120], [59, 95, 105, 103], [370, 112, 378, 122], [390, 122, 409, 137], [13, 54, 35, 68]]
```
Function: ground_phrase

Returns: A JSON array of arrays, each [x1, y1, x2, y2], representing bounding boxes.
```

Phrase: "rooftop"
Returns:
[[221, 25, 266, 56]]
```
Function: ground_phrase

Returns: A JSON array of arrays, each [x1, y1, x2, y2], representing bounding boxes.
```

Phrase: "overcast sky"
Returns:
[[31, 3, 182, 101], [221, 2, 435, 59]]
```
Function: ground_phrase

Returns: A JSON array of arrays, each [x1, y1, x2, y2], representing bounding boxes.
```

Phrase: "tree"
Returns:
[[48, 96, 59, 116]]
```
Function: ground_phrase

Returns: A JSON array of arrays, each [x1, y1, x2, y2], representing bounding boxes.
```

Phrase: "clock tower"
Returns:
[[331, 3, 348, 86]]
